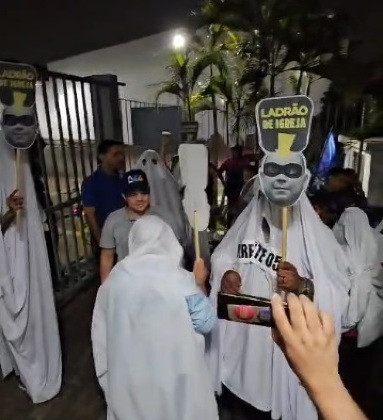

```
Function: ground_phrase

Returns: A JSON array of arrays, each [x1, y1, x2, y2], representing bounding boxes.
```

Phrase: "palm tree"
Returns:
[[191, 23, 237, 133], [156, 47, 227, 122], [286, 10, 345, 94], [200, 0, 345, 97], [201, 0, 298, 96], [202, 56, 267, 143]]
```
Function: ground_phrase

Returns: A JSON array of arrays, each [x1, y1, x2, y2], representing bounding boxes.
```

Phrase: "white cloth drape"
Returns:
[[206, 177, 350, 420], [0, 132, 62, 403], [334, 207, 383, 347], [135, 150, 188, 245], [92, 215, 218, 420]]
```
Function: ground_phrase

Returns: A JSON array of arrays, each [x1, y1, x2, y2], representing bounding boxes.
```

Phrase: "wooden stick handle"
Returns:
[[193, 211, 201, 260], [16, 149, 22, 231], [280, 207, 289, 300], [281, 206, 288, 262]]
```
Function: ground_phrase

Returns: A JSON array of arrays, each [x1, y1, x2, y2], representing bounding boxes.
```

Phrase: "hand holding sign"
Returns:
[[256, 95, 314, 294], [0, 62, 38, 230], [0, 62, 38, 150], [256, 96, 313, 208]]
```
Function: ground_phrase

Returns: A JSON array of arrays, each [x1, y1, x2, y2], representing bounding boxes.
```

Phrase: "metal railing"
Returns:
[[35, 69, 120, 300]]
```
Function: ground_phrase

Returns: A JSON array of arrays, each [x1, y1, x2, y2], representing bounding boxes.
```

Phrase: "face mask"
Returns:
[[263, 162, 303, 179], [3, 114, 35, 127]]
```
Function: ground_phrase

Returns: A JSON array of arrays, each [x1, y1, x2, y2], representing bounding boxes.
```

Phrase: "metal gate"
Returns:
[[34, 69, 122, 302]]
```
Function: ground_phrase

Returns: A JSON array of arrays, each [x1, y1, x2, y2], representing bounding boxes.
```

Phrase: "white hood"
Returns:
[[206, 177, 350, 420], [92, 215, 218, 420], [135, 150, 187, 244], [334, 207, 383, 347], [0, 132, 62, 403]]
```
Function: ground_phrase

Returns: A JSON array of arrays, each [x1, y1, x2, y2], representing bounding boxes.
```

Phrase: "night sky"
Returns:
[[0, 0, 382, 65]]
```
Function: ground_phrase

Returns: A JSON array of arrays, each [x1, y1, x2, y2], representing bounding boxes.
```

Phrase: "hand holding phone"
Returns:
[[217, 292, 288, 327]]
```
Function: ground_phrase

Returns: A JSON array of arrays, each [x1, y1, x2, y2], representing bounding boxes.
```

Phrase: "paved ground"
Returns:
[[1, 284, 382, 420], [0, 284, 106, 420]]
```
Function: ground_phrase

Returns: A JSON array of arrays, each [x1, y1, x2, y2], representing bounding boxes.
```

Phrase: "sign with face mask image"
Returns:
[[256, 95, 314, 207], [0, 61, 37, 149]]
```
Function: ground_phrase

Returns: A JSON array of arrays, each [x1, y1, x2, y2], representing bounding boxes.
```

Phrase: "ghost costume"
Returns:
[[92, 215, 218, 420], [333, 207, 383, 347], [135, 150, 187, 245], [206, 178, 350, 420], [0, 132, 62, 402]]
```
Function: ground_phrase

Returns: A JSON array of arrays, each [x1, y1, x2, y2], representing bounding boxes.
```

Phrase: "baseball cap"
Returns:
[[125, 169, 150, 196]]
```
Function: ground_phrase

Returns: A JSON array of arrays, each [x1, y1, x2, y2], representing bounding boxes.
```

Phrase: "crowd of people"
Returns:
[[1, 135, 382, 420]]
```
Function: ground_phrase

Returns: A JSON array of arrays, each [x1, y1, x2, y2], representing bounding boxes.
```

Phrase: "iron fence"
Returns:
[[34, 69, 122, 301]]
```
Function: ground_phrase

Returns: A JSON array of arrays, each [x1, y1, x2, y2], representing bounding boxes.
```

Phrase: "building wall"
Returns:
[[49, 31, 177, 104], [48, 31, 331, 144]]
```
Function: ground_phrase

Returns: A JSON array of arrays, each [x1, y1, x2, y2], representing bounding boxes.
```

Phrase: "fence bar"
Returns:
[[51, 77, 75, 283], [80, 81, 95, 173], [35, 124, 62, 286], [41, 78, 68, 286]]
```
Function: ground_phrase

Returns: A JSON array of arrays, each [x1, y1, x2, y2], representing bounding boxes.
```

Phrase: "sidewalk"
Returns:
[[0, 284, 106, 420]]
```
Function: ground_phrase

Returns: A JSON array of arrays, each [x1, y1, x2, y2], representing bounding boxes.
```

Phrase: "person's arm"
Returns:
[[218, 161, 226, 180], [100, 249, 115, 283], [1, 210, 16, 234], [185, 294, 217, 335], [210, 162, 225, 185], [99, 216, 117, 283], [271, 294, 367, 420], [1, 190, 23, 234], [82, 178, 101, 244], [84, 207, 102, 245]]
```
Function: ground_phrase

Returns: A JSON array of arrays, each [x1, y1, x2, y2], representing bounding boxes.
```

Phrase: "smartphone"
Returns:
[[217, 292, 288, 327]]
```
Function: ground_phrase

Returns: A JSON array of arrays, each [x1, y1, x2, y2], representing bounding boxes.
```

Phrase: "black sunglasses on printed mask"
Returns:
[[263, 162, 303, 179], [3, 114, 35, 127]]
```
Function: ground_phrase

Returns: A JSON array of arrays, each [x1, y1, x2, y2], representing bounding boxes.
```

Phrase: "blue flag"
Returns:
[[309, 130, 338, 193], [318, 130, 337, 177]]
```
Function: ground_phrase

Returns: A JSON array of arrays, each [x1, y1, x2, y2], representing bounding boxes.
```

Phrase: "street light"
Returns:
[[172, 33, 186, 50]]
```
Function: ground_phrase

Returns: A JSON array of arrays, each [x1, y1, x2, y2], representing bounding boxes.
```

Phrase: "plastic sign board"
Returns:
[[255, 95, 314, 207], [0, 62, 38, 149]]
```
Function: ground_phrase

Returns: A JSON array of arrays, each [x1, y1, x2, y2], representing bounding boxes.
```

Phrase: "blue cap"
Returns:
[[125, 169, 150, 196]]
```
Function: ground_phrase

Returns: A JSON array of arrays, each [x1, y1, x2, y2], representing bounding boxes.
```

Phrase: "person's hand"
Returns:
[[193, 258, 209, 288], [221, 270, 241, 294], [271, 294, 339, 393], [277, 261, 302, 293], [6, 190, 23, 213]]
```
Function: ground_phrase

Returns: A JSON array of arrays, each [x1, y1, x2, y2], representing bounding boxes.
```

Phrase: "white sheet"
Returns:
[[135, 150, 188, 245], [0, 132, 62, 403], [92, 215, 218, 420], [206, 177, 350, 420], [333, 207, 383, 347]]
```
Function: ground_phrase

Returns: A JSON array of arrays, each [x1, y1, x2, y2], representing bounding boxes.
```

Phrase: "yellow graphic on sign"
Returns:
[[276, 133, 296, 159], [13, 91, 27, 112]]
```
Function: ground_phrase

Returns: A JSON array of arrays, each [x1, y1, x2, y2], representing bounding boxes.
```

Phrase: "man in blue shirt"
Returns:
[[82, 140, 126, 245]]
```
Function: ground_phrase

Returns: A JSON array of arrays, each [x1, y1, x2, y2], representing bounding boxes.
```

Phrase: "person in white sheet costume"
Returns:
[[333, 207, 383, 347], [206, 177, 350, 420], [0, 131, 62, 402], [135, 149, 187, 245], [92, 215, 218, 420]]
